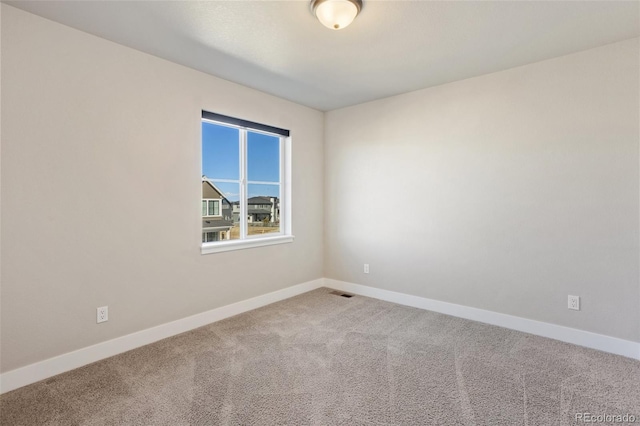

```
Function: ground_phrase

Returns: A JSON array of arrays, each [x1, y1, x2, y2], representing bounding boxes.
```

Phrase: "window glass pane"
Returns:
[[202, 200, 207, 217], [202, 181, 240, 241], [202, 122, 240, 180], [247, 131, 280, 183], [247, 183, 280, 237]]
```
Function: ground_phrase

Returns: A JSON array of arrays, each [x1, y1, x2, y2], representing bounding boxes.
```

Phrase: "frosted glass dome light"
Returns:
[[311, 0, 362, 30]]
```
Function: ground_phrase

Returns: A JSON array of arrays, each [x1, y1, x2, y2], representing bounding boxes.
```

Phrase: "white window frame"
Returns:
[[201, 112, 293, 254]]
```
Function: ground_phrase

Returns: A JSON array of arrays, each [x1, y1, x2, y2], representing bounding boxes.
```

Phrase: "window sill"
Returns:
[[201, 235, 294, 255]]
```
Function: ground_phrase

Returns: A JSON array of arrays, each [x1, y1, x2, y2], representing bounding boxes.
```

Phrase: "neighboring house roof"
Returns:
[[202, 176, 230, 204], [248, 209, 271, 214], [202, 218, 233, 230], [248, 196, 274, 204]]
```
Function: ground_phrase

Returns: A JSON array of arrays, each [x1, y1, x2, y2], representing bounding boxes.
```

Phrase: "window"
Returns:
[[202, 199, 220, 216], [202, 232, 220, 243], [201, 111, 293, 254]]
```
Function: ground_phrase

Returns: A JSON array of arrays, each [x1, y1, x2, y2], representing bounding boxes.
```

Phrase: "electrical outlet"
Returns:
[[97, 306, 108, 323], [364, 263, 369, 274], [568, 295, 580, 311]]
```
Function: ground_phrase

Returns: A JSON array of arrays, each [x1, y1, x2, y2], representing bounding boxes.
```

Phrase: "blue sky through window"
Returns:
[[202, 121, 280, 201]]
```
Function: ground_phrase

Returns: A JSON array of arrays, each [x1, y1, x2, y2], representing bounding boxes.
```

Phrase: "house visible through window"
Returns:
[[201, 111, 292, 253]]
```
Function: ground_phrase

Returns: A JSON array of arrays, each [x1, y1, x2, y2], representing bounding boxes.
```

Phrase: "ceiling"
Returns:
[[6, 1, 640, 111]]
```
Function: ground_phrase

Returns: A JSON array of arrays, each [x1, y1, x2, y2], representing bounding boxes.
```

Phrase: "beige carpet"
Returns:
[[1, 287, 639, 425]]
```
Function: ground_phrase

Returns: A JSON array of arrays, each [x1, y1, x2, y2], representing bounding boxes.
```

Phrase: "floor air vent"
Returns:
[[329, 290, 354, 298]]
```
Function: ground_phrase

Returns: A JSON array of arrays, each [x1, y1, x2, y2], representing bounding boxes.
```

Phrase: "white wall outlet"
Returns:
[[568, 295, 580, 311], [364, 263, 370, 274], [97, 306, 108, 323]]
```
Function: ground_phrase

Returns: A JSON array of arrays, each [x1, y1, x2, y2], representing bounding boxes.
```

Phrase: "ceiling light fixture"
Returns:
[[310, 0, 362, 30]]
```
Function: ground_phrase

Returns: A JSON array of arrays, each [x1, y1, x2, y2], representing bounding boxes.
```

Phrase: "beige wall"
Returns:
[[325, 38, 640, 342], [0, 5, 324, 372], [2, 4, 639, 375]]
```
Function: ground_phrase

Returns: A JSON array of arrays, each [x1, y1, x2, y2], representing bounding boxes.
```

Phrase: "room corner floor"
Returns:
[[1, 287, 639, 425]]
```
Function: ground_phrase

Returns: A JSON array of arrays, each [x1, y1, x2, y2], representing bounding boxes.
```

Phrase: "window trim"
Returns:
[[201, 234, 294, 254], [201, 111, 290, 137], [200, 111, 293, 254]]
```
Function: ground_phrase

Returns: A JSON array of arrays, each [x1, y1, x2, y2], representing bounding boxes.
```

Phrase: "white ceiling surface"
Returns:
[[7, 1, 640, 111]]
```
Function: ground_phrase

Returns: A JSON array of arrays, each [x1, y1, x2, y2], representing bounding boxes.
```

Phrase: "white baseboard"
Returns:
[[3, 277, 637, 394], [326, 279, 640, 361], [0, 278, 325, 394]]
